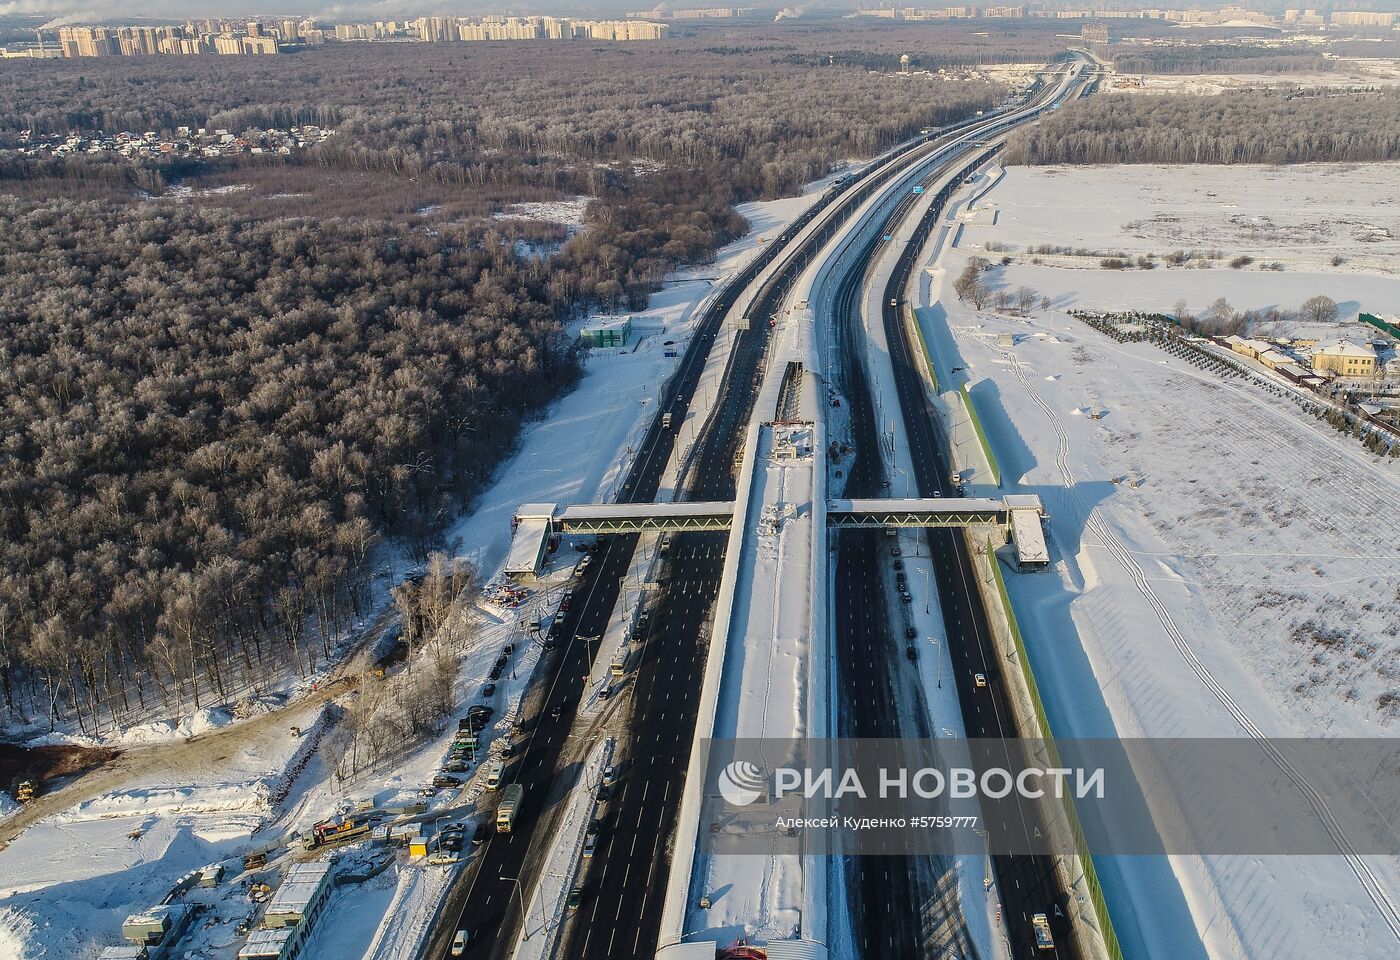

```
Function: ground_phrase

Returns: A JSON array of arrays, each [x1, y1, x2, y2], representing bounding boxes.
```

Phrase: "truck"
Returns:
[[496, 783, 524, 834], [303, 815, 372, 850], [661, 412, 673, 429], [1032, 913, 1054, 951]]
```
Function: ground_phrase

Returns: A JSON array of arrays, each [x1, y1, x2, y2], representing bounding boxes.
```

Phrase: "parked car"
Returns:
[[433, 774, 464, 789], [567, 887, 583, 911], [452, 930, 468, 956], [891, 546, 902, 556], [560, 595, 572, 612], [481, 683, 496, 698], [583, 833, 598, 858], [427, 849, 459, 866], [472, 823, 490, 845], [906, 645, 919, 662], [900, 592, 912, 603], [603, 765, 618, 785], [905, 626, 917, 640]]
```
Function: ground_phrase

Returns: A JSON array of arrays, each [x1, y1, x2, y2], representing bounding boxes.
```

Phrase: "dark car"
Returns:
[[488, 663, 504, 681], [439, 833, 464, 852], [567, 887, 583, 910], [560, 596, 571, 612], [472, 823, 490, 845], [891, 546, 902, 557], [445, 760, 468, 773], [481, 683, 496, 698], [550, 704, 563, 720], [892, 558, 903, 571], [906, 645, 919, 662], [900, 592, 913, 604], [433, 774, 464, 789], [542, 638, 557, 651], [905, 626, 917, 640]]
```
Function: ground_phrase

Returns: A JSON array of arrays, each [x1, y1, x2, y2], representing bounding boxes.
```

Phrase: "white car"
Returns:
[[974, 673, 988, 688], [428, 850, 460, 866], [451, 930, 468, 956]]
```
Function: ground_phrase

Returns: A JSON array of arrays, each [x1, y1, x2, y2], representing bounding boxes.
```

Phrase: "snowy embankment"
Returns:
[[923, 162, 1400, 959]]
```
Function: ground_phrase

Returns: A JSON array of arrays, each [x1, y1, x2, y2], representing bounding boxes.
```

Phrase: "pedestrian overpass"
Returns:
[[507, 493, 1048, 577]]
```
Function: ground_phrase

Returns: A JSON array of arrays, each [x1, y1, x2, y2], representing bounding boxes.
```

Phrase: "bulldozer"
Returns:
[[15, 780, 36, 803]]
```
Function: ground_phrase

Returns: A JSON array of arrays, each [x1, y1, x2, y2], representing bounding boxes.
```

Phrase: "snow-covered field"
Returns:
[[982, 162, 1400, 287], [0, 174, 841, 960], [922, 163, 1400, 959], [1110, 56, 1400, 94]]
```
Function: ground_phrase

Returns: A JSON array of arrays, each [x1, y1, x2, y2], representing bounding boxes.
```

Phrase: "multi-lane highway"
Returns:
[[433, 57, 1096, 960], [829, 59, 1093, 960], [432, 112, 993, 960], [869, 68, 1096, 960]]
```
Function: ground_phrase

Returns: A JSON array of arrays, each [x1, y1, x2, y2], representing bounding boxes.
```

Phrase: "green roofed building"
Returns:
[[580, 315, 633, 348]]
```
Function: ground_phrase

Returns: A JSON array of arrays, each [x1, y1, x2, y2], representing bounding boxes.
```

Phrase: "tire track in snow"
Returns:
[[1002, 350, 1400, 946]]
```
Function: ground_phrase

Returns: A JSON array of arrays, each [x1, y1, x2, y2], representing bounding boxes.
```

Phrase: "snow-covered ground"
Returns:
[[982, 162, 1400, 287], [1109, 57, 1400, 94], [0, 173, 845, 960], [920, 163, 1400, 959]]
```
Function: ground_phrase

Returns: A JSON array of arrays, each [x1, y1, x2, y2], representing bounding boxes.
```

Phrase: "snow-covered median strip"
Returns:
[[513, 737, 614, 959]]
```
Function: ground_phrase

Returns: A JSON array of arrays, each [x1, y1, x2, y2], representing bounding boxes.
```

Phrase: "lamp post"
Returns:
[[502, 875, 532, 940]]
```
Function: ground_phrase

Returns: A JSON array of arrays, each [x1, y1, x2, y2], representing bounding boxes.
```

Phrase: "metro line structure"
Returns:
[[461, 56, 1100, 960]]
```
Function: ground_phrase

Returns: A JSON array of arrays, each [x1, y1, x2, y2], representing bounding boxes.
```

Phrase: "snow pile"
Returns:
[[22, 730, 100, 748], [0, 792, 17, 822], [114, 705, 235, 745], [66, 780, 271, 821], [0, 907, 41, 960]]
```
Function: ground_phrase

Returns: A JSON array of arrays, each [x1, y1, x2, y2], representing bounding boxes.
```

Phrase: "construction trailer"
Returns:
[[237, 927, 298, 960], [263, 860, 333, 930], [121, 904, 192, 950]]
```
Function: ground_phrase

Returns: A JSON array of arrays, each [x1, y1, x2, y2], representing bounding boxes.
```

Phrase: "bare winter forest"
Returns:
[[1005, 87, 1400, 164], [0, 27, 1032, 734]]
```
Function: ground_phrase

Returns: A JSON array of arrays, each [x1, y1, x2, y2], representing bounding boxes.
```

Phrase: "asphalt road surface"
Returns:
[[874, 130, 1088, 960]]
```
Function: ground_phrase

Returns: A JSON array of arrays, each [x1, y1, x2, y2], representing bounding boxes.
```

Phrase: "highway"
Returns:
[[553, 98, 1081, 960], [431, 113, 987, 960], [827, 60, 1094, 959], [868, 70, 1097, 960], [431, 59, 1096, 960]]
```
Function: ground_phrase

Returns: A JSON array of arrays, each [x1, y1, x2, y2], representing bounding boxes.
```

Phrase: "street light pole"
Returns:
[[503, 875, 531, 940]]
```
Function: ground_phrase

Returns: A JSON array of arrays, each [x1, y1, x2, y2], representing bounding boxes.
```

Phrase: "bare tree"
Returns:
[[1016, 285, 1037, 315], [1299, 295, 1339, 325]]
